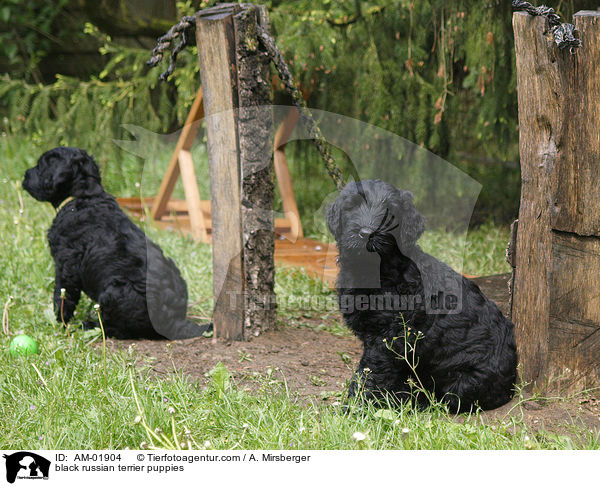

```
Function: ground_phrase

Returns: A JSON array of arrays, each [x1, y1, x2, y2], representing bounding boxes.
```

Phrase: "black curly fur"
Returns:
[[22, 147, 212, 340], [327, 180, 518, 412]]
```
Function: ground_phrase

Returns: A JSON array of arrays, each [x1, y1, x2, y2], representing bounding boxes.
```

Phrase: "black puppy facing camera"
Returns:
[[327, 180, 517, 412], [23, 146, 211, 340]]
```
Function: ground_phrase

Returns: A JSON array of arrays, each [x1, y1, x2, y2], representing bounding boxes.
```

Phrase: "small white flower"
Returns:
[[168, 407, 175, 415], [204, 440, 211, 449], [133, 415, 142, 424], [524, 435, 535, 449], [60, 288, 66, 299], [94, 304, 100, 311], [401, 427, 410, 434], [352, 431, 366, 442]]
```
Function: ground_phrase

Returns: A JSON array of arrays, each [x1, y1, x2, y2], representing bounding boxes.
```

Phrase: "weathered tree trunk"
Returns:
[[195, 4, 275, 341], [235, 6, 276, 337], [512, 11, 600, 391]]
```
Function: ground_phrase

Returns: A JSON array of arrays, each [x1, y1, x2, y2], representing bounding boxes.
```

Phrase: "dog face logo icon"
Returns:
[[3, 452, 51, 483]]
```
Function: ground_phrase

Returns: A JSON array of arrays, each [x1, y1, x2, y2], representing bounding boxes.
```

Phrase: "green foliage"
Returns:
[[269, 0, 522, 222], [271, 1, 513, 155], [4, 0, 599, 224], [0, 23, 199, 163], [0, 0, 70, 82]]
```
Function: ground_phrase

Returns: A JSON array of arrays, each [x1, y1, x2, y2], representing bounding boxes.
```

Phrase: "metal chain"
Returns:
[[512, 0, 582, 52]]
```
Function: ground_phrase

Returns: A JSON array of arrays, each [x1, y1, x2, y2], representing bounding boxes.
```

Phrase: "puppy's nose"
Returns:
[[358, 228, 373, 239]]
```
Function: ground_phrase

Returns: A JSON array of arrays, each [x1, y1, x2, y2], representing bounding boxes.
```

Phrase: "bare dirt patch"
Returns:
[[114, 324, 361, 402]]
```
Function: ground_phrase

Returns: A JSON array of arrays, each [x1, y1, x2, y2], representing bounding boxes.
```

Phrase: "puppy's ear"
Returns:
[[70, 149, 103, 198], [326, 197, 342, 241], [394, 190, 425, 249]]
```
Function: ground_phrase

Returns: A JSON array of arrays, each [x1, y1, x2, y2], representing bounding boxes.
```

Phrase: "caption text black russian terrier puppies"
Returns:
[[22, 146, 211, 340], [327, 180, 518, 412]]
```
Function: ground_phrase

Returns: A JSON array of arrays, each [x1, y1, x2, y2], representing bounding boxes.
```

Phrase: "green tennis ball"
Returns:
[[9, 335, 39, 356]]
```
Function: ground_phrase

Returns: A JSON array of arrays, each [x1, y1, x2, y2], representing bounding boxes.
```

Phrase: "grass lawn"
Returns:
[[1, 136, 597, 450]]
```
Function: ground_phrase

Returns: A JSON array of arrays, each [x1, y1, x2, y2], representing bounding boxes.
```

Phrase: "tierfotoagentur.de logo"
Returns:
[[3, 452, 51, 483]]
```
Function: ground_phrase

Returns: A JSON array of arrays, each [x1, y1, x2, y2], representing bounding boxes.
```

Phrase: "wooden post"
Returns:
[[512, 11, 600, 391], [195, 4, 275, 341]]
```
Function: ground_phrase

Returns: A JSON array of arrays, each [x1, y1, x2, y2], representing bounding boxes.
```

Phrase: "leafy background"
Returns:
[[2, 0, 597, 230]]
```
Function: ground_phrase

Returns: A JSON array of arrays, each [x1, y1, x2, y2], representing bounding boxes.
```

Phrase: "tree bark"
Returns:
[[235, 6, 276, 338], [512, 11, 600, 391]]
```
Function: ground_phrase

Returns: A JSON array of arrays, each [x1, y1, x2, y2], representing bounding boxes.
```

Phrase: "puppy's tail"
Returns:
[[157, 320, 213, 340]]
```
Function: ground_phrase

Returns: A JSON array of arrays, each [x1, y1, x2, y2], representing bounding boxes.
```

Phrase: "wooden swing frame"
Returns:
[[118, 85, 303, 242], [117, 86, 339, 287]]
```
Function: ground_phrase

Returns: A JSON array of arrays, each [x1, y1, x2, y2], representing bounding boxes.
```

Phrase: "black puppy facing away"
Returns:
[[327, 180, 517, 412], [22, 146, 211, 340]]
